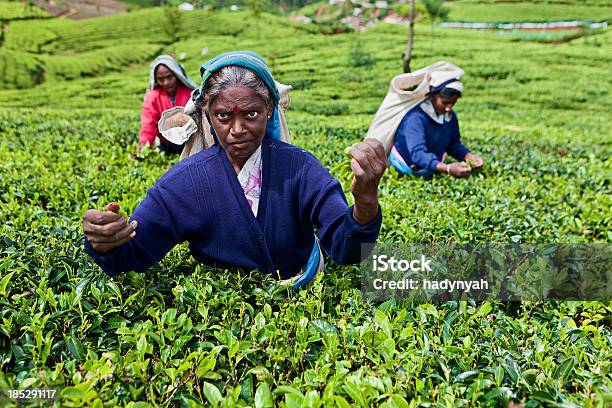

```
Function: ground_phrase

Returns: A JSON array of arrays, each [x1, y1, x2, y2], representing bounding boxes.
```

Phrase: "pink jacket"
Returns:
[[138, 84, 192, 146]]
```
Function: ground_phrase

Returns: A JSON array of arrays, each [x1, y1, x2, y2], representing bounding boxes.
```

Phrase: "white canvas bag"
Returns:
[[365, 61, 464, 154]]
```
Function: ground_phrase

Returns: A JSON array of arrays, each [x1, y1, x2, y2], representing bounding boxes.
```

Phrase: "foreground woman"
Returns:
[[137, 55, 198, 155], [390, 72, 484, 177], [84, 51, 387, 283]]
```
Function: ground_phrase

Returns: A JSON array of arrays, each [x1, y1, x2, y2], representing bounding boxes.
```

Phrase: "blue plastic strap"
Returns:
[[293, 238, 320, 289], [389, 149, 414, 175], [389, 150, 435, 178]]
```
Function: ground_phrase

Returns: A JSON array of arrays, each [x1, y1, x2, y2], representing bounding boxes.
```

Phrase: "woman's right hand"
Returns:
[[447, 162, 472, 178], [132, 144, 145, 160], [83, 202, 138, 253]]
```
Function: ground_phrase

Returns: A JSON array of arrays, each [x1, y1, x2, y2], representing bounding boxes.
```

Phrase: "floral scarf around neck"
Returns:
[[237, 146, 263, 216]]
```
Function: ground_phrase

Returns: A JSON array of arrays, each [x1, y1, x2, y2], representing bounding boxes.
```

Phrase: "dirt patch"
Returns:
[[32, 0, 128, 19]]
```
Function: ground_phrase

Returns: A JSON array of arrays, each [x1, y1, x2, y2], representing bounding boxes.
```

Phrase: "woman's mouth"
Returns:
[[229, 140, 250, 148]]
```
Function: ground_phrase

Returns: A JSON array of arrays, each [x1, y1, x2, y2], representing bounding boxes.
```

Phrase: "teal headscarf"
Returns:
[[193, 51, 281, 140]]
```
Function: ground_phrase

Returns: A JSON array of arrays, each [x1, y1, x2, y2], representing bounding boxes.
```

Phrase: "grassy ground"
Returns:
[[0, 6, 610, 407]]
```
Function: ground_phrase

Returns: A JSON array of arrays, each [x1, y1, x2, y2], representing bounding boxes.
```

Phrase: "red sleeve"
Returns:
[[139, 90, 161, 146]]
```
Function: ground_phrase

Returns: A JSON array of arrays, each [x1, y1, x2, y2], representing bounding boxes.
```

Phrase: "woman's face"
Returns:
[[431, 94, 459, 115], [155, 64, 178, 96], [208, 86, 272, 171]]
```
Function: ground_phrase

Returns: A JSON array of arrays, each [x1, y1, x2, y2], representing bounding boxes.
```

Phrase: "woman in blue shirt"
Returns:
[[82, 51, 388, 286], [390, 73, 484, 178]]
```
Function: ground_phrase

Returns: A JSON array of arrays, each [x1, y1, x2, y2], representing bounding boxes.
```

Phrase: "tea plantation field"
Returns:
[[444, 2, 611, 23], [0, 4, 611, 407]]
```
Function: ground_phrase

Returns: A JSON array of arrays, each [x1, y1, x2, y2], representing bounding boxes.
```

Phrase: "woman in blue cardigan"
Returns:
[[83, 51, 387, 287], [390, 72, 484, 178]]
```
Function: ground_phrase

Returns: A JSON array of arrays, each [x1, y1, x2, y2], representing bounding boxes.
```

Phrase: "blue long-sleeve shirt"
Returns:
[[393, 105, 469, 173], [84, 137, 382, 279]]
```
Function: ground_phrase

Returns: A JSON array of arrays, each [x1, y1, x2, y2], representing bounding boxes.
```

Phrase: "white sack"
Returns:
[[365, 61, 464, 154]]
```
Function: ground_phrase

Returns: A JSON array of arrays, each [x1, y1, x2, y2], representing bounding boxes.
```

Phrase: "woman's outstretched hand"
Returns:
[[83, 202, 138, 253], [447, 162, 472, 177], [346, 139, 388, 225], [465, 152, 484, 171]]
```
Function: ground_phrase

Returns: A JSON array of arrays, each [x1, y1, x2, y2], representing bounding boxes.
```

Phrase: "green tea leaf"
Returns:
[[203, 382, 223, 406], [495, 365, 504, 386], [0, 272, 15, 297], [374, 310, 392, 338], [553, 357, 575, 383], [309, 319, 338, 335], [334, 395, 351, 408], [255, 382, 274, 408], [454, 370, 479, 383]]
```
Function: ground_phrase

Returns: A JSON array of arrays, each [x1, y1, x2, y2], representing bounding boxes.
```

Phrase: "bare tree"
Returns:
[[402, 0, 416, 73]]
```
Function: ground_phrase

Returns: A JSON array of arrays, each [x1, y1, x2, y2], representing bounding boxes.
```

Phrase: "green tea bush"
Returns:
[[2, 23, 58, 53], [348, 36, 376, 68], [161, 6, 183, 43], [292, 99, 350, 116], [3, 8, 298, 54], [455, 0, 610, 6], [446, 2, 611, 22], [0, 49, 44, 89], [0, 1, 50, 20], [0, 8, 309, 89], [43, 43, 162, 81], [294, 20, 353, 35]]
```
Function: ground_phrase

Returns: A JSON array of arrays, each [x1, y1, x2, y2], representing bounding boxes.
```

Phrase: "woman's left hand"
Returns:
[[346, 139, 388, 225]]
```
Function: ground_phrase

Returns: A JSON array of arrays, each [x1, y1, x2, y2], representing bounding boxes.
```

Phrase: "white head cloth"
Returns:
[[429, 70, 464, 94], [149, 55, 198, 90]]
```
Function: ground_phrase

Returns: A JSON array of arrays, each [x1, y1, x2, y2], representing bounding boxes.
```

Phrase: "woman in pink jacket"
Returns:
[[137, 55, 197, 155]]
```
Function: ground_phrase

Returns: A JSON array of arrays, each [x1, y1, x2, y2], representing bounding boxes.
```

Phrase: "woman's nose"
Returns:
[[230, 119, 245, 135]]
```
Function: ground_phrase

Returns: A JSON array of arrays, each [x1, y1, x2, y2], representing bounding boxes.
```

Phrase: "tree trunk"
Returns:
[[402, 0, 416, 73]]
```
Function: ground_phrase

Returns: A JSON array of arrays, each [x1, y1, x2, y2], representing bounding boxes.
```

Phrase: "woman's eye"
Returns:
[[216, 113, 229, 120], [247, 111, 258, 118]]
